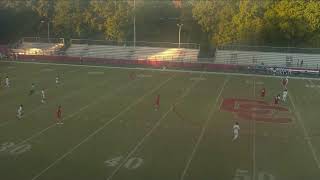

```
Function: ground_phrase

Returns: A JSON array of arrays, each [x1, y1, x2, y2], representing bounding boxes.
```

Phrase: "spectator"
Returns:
[[300, 60, 304, 67]]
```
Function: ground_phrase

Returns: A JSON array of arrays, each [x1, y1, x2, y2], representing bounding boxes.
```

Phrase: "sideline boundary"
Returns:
[[1, 60, 320, 81]]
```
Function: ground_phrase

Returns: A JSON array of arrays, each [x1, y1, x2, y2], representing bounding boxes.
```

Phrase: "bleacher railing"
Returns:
[[23, 37, 65, 44], [71, 39, 200, 49], [218, 45, 320, 54]]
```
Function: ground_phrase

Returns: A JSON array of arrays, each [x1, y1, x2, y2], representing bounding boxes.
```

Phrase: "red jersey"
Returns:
[[56, 108, 62, 118], [155, 95, 160, 106]]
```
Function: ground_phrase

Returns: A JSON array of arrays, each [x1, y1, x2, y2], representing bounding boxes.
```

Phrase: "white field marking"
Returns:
[[252, 78, 257, 180], [88, 71, 104, 75], [15, 79, 139, 147], [288, 92, 320, 169], [3, 60, 320, 81], [180, 77, 229, 180], [30, 75, 175, 180], [106, 72, 204, 180], [40, 68, 55, 72], [137, 74, 153, 78], [308, 80, 320, 90], [7, 66, 16, 69], [190, 77, 206, 81]]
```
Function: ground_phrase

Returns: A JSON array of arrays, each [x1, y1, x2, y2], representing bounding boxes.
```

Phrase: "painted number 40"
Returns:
[[234, 169, 275, 180], [104, 156, 144, 170]]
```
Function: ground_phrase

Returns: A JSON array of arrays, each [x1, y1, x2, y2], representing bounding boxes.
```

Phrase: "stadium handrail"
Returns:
[[12, 54, 320, 78]]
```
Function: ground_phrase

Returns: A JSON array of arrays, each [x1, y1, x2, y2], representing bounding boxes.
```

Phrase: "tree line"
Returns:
[[1, 0, 320, 48]]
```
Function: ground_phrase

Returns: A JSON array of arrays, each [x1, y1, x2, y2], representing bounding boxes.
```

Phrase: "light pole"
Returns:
[[133, 0, 136, 48], [41, 20, 50, 42], [177, 23, 183, 48]]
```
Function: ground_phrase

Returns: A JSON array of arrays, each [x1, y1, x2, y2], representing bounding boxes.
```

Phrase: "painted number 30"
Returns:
[[104, 156, 144, 170], [234, 169, 275, 180], [0, 142, 31, 155]]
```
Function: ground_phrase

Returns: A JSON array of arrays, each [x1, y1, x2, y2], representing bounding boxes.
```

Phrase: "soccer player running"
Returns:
[[5, 76, 9, 88], [282, 76, 288, 88], [274, 94, 281, 105], [56, 105, 63, 124], [55, 76, 60, 87], [41, 89, 46, 103], [282, 89, 288, 102], [260, 87, 266, 98], [29, 83, 35, 96], [232, 122, 240, 141], [17, 104, 23, 119], [154, 94, 160, 111]]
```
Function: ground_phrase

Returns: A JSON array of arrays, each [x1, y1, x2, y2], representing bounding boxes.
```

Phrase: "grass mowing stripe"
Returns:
[[4, 60, 320, 81], [106, 72, 205, 180], [288, 92, 320, 169], [14, 79, 140, 147], [180, 76, 229, 180], [30, 74, 176, 180], [252, 78, 256, 180]]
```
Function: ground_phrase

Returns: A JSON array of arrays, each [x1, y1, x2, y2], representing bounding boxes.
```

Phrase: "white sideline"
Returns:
[[180, 77, 229, 180], [15, 79, 139, 147], [2, 60, 320, 81], [106, 72, 205, 180], [30, 75, 175, 180], [288, 92, 320, 169]]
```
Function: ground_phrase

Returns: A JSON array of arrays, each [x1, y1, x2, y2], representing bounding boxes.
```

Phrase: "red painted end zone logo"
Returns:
[[220, 98, 293, 123]]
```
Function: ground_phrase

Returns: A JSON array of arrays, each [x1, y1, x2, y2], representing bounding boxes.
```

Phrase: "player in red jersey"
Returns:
[[260, 88, 266, 98], [154, 94, 160, 111], [56, 105, 63, 124]]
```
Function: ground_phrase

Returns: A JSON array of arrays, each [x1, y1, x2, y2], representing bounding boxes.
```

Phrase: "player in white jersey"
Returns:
[[233, 122, 240, 141], [282, 89, 288, 102], [55, 76, 59, 86], [41, 89, 46, 103], [5, 76, 9, 87], [17, 104, 23, 119]]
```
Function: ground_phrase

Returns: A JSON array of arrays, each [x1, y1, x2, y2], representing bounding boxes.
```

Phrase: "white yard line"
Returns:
[[252, 78, 257, 180], [179, 77, 229, 180], [14, 79, 139, 147], [106, 72, 205, 180], [288, 92, 320, 169], [2, 60, 320, 81], [30, 74, 175, 180]]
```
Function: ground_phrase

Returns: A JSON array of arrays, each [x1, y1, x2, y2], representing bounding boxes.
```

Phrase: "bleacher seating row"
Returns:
[[13, 42, 64, 55], [215, 50, 320, 68], [65, 44, 199, 61]]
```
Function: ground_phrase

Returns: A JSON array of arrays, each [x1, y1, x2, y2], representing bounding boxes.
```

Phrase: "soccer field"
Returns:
[[0, 61, 320, 180]]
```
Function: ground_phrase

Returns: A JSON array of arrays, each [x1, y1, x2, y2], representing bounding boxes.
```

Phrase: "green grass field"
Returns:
[[1, 61, 320, 180]]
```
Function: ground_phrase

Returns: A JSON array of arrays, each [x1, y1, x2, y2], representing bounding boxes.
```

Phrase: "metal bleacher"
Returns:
[[215, 46, 320, 69], [12, 37, 64, 55], [65, 39, 200, 61]]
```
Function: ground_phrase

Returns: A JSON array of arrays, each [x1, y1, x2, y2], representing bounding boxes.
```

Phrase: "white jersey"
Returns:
[[5, 78, 9, 86], [56, 77, 59, 84], [283, 91, 288, 97], [18, 106, 23, 114], [41, 90, 45, 98], [233, 124, 240, 133]]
